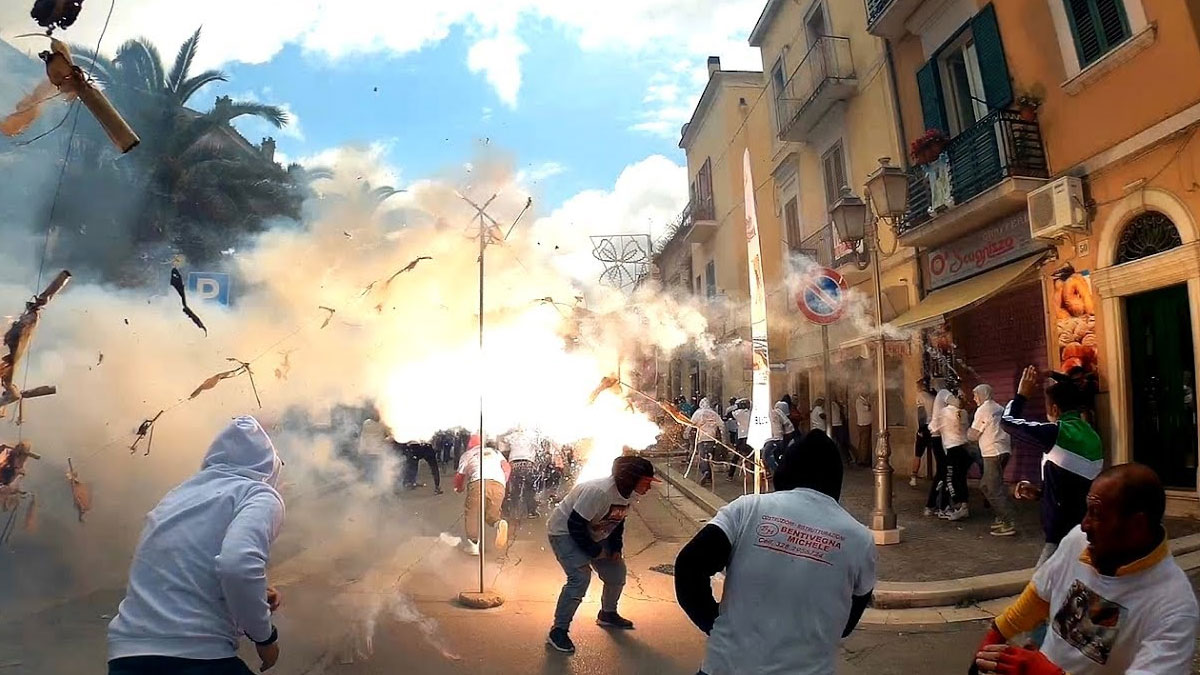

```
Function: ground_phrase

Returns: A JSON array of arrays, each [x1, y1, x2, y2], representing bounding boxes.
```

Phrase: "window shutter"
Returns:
[[1095, 0, 1131, 54], [972, 3, 1013, 110], [1066, 0, 1131, 67], [916, 60, 948, 134]]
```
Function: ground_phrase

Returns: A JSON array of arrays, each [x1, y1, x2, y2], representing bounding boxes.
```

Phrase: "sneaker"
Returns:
[[596, 611, 635, 629], [463, 539, 480, 556], [527, 511, 541, 520], [922, 507, 935, 517], [990, 520, 1005, 530], [909, 476, 918, 488], [947, 505, 970, 522], [991, 523, 1017, 537], [495, 519, 509, 549], [434, 487, 444, 495], [546, 628, 575, 653], [936, 508, 952, 519]]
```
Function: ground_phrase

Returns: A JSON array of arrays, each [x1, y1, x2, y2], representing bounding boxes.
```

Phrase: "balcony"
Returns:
[[795, 223, 864, 271], [865, 0, 926, 39], [677, 196, 717, 245], [899, 109, 1048, 248], [776, 36, 857, 143]]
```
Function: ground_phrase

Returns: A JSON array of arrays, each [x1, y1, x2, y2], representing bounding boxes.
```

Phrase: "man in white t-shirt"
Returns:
[[968, 384, 1016, 536], [454, 435, 510, 556], [855, 393, 873, 467], [675, 429, 877, 675], [972, 463, 1199, 674], [545, 456, 660, 654], [502, 427, 541, 519]]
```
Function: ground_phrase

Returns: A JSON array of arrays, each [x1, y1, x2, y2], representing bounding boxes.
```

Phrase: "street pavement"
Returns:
[[1, 459, 1197, 674]]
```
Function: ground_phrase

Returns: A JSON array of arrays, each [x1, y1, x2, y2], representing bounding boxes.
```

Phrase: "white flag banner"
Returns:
[[742, 149, 772, 472]]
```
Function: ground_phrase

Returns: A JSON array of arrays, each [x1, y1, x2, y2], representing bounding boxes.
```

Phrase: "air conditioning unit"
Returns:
[[1028, 176, 1088, 240]]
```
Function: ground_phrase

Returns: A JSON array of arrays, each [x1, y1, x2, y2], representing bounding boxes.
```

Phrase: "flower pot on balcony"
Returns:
[[912, 143, 945, 166], [1019, 105, 1037, 122]]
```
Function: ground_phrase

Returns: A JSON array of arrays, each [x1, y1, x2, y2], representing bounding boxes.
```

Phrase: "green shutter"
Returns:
[[972, 3, 1013, 110], [916, 60, 948, 133], [1065, 0, 1132, 67]]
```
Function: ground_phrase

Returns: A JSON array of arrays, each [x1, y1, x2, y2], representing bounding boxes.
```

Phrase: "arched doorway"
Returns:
[[1116, 212, 1195, 488], [1092, 190, 1200, 506]]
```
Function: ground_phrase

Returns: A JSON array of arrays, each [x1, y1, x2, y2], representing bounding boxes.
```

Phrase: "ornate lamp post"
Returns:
[[828, 158, 910, 545]]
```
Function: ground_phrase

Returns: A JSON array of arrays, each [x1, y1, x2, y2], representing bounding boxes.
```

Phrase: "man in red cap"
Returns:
[[454, 435, 510, 556], [545, 455, 660, 654]]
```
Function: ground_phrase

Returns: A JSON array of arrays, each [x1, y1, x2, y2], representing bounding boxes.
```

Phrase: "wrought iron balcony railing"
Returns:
[[775, 35, 855, 139], [899, 109, 1048, 234], [866, 0, 895, 27], [676, 195, 716, 234]]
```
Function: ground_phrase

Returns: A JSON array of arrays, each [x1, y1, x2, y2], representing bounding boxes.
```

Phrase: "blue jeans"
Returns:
[[549, 534, 626, 630]]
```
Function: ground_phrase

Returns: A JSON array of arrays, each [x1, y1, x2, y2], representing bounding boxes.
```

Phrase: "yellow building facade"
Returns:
[[750, 0, 924, 466], [658, 57, 787, 406], [873, 0, 1200, 510]]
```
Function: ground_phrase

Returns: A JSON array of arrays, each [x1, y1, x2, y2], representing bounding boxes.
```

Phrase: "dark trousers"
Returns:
[[404, 444, 441, 489], [945, 444, 971, 507], [925, 439, 948, 510], [110, 656, 253, 675], [728, 439, 750, 478], [505, 459, 538, 517], [697, 441, 717, 483]]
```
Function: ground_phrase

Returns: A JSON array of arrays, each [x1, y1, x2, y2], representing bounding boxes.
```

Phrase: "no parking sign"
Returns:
[[797, 267, 847, 325]]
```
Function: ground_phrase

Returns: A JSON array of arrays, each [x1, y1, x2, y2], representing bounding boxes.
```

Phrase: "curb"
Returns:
[[653, 461, 1200, 611]]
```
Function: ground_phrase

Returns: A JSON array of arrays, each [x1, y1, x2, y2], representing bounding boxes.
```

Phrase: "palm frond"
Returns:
[[168, 27, 203, 94], [210, 100, 289, 128], [114, 38, 167, 93], [176, 69, 228, 106], [68, 44, 118, 83]]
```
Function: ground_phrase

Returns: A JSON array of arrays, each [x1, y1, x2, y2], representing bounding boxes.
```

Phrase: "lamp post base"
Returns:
[[871, 429, 900, 544], [457, 590, 505, 609], [871, 526, 903, 546]]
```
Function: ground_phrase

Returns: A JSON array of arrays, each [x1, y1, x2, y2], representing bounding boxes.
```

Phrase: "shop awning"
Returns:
[[890, 255, 1046, 329]]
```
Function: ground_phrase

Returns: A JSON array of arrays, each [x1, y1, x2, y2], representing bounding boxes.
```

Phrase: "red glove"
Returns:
[[993, 646, 1064, 675], [969, 626, 1007, 674]]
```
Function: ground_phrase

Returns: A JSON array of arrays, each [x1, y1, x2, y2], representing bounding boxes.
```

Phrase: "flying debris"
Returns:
[[385, 257, 433, 286], [189, 358, 262, 409], [130, 411, 164, 456], [274, 351, 294, 381], [0, 441, 39, 489], [0, 271, 70, 417], [65, 458, 89, 522], [30, 0, 85, 31], [169, 268, 207, 336], [318, 306, 336, 329], [587, 375, 622, 404], [96, 352, 103, 366]]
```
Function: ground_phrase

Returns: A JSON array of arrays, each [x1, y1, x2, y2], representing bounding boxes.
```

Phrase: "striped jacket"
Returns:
[[1002, 395, 1103, 545]]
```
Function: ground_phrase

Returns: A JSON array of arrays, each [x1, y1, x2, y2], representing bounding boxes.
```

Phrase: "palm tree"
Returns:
[[70, 28, 294, 247]]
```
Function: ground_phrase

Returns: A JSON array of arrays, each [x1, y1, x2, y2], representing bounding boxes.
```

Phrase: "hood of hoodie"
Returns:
[[699, 397, 712, 410], [201, 416, 282, 488], [775, 401, 790, 416]]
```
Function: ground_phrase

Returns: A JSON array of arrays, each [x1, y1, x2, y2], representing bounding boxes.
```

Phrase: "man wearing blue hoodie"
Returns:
[[107, 416, 286, 674]]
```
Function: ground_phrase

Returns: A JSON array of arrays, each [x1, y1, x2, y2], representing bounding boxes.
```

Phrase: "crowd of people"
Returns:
[[96, 364, 1198, 675]]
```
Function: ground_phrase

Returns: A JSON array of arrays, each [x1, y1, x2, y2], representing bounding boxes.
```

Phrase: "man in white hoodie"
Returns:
[[107, 416, 285, 675]]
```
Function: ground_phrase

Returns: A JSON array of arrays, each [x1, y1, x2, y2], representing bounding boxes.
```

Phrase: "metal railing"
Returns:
[[866, 0, 895, 27], [776, 36, 855, 136], [797, 224, 834, 267], [677, 195, 716, 234], [900, 109, 1048, 234]]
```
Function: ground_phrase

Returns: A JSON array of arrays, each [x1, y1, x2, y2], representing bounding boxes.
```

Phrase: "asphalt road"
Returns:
[[1, 466, 1194, 674]]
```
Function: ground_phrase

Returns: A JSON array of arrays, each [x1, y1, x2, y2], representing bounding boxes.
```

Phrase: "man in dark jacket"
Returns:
[[1002, 366, 1102, 566], [544, 456, 660, 654]]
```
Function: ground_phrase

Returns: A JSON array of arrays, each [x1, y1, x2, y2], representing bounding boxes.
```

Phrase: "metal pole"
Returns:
[[821, 325, 832, 437], [477, 213, 486, 593], [869, 220, 897, 533]]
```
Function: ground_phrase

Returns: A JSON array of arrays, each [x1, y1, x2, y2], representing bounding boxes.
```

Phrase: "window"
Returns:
[[784, 198, 802, 252], [938, 33, 988, 135], [1065, 0, 1131, 67], [771, 58, 787, 131], [805, 2, 829, 45], [1115, 211, 1182, 264], [705, 261, 716, 299], [696, 158, 714, 218], [822, 141, 848, 208]]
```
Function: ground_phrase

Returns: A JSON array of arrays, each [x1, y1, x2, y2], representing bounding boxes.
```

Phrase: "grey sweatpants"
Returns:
[[980, 454, 1014, 524]]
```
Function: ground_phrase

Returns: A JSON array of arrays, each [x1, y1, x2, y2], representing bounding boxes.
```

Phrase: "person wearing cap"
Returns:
[[454, 435, 510, 556], [545, 456, 660, 654], [107, 416, 285, 675], [674, 429, 876, 675]]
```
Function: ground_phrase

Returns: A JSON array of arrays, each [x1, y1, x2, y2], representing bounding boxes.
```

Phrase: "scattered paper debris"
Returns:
[[169, 268, 207, 336]]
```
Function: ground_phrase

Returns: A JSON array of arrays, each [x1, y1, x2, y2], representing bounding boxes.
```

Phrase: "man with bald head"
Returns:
[[971, 463, 1198, 674]]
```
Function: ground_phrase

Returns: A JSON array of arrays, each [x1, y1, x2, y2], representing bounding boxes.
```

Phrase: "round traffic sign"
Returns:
[[797, 267, 848, 325]]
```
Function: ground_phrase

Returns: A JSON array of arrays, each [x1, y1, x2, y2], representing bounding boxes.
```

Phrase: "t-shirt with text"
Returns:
[[546, 476, 632, 542], [702, 488, 877, 675]]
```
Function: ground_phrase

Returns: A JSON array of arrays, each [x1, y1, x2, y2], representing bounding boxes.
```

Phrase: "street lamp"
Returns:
[[828, 157, 909, 545]]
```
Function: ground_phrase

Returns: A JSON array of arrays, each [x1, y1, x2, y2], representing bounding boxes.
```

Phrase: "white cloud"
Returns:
[[0, 1, 763, 114], [466, 31, 529, 108], [295, 140, 402, 189], [529, 154, 687, 281]]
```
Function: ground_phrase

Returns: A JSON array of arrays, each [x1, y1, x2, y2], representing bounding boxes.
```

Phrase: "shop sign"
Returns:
[[924, 212, 1042, 290]]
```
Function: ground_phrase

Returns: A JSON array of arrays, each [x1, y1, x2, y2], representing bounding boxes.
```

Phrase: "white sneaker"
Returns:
[[495, 519, 509, 550], [909, 476, 918, 488], [989, 520, 1005, 530], [922, 507, 935, 517], [463, 539, 480, 556], [947, 505, 970, 522]]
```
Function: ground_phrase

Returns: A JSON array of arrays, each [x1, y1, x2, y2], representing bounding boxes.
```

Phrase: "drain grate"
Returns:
[[649, 563, 675, 576]]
